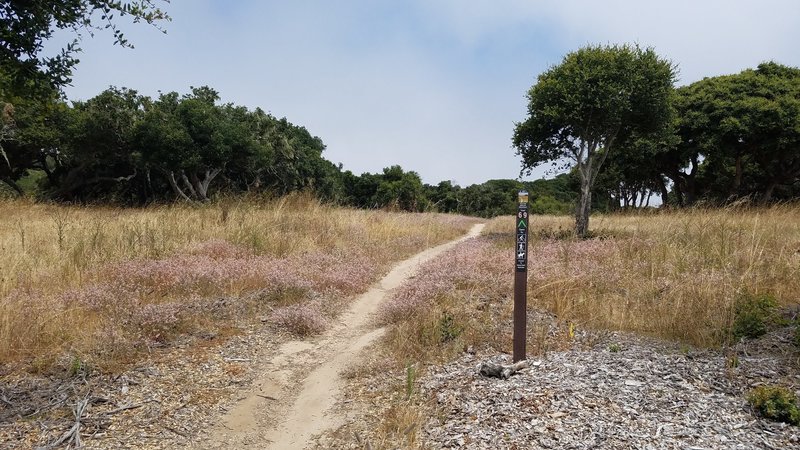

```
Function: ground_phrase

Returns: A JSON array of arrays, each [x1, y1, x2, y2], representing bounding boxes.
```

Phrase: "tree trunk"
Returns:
[[167, 171, 192, 201], [39, 154, 58, 185], [667, 173, 686, 207], [180, 171, 198, 198], [685, 156, 700, 206], [575, 176, 592, 238], [192, 168, 221, 201], [684, 177, 697, 205], [659, 179, 669, 207], [761, 180, 778, 205], [730, 154, 743, 198], [189, 172, 205, 201], [145, 169, 153, 198]]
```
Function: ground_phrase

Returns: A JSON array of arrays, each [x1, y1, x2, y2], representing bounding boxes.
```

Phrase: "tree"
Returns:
[[748, 63, 800, 203], [676, 62, 800, 204], [0, 79, 67, 194], [0, 0, 169, 92], [373, 165, 428, 212], [1, 1, 169, 193], [523, 174, 575, 214], [32, 86, 147, 200], [426, 180, 461, 213], [135, 87, 260, 201], [459, 179, 523, 218], [601, 127, 678, 208], [513, 44, 675, 237]]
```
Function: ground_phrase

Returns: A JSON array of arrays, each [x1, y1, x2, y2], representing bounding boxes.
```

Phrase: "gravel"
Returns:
[[422, 332, 800, 449]]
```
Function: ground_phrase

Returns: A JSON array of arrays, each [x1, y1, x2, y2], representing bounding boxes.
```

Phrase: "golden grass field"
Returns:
[[3, 198, 798, 378], [507, 207, 800, 346], [380, 206, 800, 371], [0, 195, 478, 373], [3, 196, 800, 448]]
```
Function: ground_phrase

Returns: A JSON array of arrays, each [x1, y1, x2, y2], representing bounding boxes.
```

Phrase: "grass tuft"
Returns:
[[269, 303, 328, 336], [732, 292, 779, 341]]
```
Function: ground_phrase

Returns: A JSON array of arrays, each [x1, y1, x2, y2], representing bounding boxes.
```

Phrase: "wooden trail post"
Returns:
[[513, 190, 529, 362]]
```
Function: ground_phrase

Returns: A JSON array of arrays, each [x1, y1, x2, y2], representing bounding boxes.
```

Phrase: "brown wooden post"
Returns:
[[513, 190, 529, 362]]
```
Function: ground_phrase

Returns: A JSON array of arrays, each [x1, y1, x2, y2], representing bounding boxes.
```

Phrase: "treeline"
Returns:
[[0, 82, 586, 216], [1, 86, 343, 203], [346, 171, 584, 217], [594, 62, 800, 207]]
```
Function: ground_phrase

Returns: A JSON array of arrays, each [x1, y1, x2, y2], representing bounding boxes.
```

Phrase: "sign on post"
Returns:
[[513, 190, 529, 362]]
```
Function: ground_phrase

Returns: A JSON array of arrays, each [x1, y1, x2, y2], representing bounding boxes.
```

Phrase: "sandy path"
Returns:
[[204, 223, 484, 449]]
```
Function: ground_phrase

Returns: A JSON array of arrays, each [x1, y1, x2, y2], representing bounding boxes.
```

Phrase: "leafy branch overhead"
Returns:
[[0, 0, 170, 91]]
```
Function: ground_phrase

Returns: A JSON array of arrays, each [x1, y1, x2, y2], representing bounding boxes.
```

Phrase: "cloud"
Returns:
[[413, 0, 800, 84]]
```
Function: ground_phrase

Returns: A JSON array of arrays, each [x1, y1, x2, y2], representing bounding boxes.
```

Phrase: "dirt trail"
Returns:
[[204, 223, 484, 449]]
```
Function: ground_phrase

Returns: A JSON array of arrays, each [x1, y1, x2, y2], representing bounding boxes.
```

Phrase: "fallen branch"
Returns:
[[106, 403, 143, 415], [48, 397, 89, 449], [479, 360, 529, 379]]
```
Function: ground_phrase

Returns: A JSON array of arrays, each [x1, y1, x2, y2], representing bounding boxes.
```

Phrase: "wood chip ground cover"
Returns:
[[422, 331, 800, 449]]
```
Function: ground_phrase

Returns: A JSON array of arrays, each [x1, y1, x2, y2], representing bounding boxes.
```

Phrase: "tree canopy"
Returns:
[[672, 62, 800, 204]]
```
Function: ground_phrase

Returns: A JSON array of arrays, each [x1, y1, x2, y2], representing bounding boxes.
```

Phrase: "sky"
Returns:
[[57, 0, 800, 186]]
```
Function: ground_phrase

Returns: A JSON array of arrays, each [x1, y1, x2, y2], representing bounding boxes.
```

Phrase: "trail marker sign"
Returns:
[[513, 190, 529, 362]]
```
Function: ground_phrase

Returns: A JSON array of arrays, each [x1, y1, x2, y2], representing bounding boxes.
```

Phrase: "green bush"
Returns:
[[747, 385, 800, 425], [733, 293, 778, 340], [438, 312, 462, 343]]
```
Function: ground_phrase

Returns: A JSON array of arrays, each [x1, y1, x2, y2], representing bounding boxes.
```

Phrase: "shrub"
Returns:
[[747, 385, 800, 425], [270, 304, 328, 336], [733, 293, 778, 340]]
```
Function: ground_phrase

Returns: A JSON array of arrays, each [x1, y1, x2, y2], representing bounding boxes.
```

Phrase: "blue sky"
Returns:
[[58, 0, 800, 186]]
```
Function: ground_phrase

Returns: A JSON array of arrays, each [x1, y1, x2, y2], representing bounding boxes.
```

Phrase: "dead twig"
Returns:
[[104, 399, 156, 416], [164, 425, 190, 438], [0, 394, 13, 407]]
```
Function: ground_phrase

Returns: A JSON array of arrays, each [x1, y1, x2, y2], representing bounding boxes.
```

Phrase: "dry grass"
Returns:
[[0, 194, 479, 372], [496, 206, 800, 346]]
